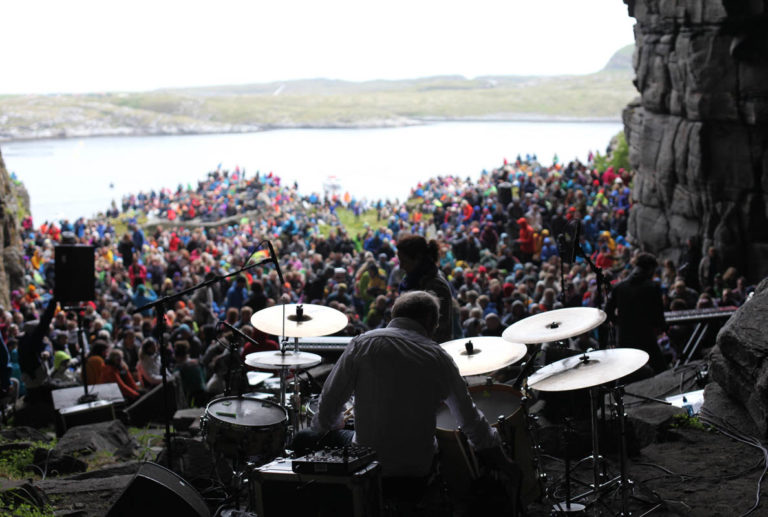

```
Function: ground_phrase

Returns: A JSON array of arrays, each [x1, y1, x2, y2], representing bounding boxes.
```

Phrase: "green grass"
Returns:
[[316, 207, 387, 239], [0, 501, 54, 517], [129, 425, 164, 462], [670, 414, 711, 432], [0, 441, 55, 480]]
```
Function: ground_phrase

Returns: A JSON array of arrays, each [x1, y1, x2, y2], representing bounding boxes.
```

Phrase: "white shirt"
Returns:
[[313, 317, 499, 477]]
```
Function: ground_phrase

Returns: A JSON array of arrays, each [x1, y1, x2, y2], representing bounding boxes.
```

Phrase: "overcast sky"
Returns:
[[1, 1, 635, 94]]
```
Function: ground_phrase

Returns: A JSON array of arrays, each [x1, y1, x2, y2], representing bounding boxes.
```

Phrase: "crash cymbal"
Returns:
[[502, 307, 607, 344], [440, 336, 527, 377], [527, 348, 649, 392], [250, 303, 348, 338], [244, 350, 323, 370]]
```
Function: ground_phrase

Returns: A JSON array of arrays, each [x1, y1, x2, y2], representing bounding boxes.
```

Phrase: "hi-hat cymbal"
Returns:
[[250, 303, 348, 338], [502, 307, 607, 344], [244, 350, 323, 370], [527, 348, 649, 392], [440, 336, 527, 377]]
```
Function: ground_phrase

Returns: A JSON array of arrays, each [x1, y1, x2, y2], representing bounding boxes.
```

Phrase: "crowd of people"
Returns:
[[0, 152, 755, 408]]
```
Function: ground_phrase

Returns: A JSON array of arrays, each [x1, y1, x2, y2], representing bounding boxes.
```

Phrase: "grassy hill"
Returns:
[[0, 46, 636, 141]]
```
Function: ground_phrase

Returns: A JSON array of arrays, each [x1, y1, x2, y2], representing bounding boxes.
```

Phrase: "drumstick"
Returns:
[[216, 411, 237, 418]]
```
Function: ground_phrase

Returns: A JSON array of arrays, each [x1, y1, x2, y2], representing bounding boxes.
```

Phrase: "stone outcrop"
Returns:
[[710, 277, 768, 436], [623, 1, 768, 281], [0, 146, 29, 307]]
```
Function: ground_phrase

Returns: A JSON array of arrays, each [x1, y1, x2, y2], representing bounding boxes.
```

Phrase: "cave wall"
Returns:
[[623, 0, 768, 282]]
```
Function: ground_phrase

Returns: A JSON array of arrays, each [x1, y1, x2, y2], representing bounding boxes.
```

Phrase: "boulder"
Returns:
[[710, 277, 768, 436], [0, 426, 52, 443], [701, 381, 760, 437], [55, 420, 136, 460]]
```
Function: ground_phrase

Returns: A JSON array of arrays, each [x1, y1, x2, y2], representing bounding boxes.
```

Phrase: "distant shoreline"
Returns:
[[0, 115, 622, 145]]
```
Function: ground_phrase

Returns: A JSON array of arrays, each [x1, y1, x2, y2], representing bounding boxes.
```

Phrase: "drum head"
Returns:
[[206, 397, 287, 427], [436, 384, 522, 430]]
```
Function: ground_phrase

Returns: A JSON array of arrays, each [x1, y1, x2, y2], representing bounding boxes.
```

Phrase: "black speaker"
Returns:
[[125, 377, 179, 427], [106, 462, 210, 517], [56, 399, 115, 437], [54, 245, 95, 302]]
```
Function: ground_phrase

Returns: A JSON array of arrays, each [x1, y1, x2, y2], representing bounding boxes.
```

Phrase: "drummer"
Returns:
[[294, 290, 516, 491]]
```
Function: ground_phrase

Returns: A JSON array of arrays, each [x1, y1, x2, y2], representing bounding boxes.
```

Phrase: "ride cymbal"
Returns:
[[527, 348, 649, 392], [440, 336, 527, 377], [502, 307, 607, 344], [250, 303, 348, 338]]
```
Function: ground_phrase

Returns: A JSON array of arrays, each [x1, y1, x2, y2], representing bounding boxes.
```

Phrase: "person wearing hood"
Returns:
[[516, 217, 535, 263], [132, 284, 158, 316], [51, 350, 78, 383]]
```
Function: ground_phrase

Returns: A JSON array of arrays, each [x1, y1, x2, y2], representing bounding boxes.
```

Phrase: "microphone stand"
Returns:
[[219, 322, 262, 398], [573, 242, 610, 349], [572, 240, 614, 483], [556, 235, 568, 306], [62, 306, 97, 404], [134, 258, 272, 469]]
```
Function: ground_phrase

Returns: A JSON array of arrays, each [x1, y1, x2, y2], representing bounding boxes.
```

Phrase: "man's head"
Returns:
[[107, 349, 124, 368], [391, 291, 440, 337]]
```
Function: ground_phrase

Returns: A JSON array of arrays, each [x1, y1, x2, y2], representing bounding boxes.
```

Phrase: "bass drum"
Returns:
[[202, 396, 287, 461], [435, 383, 541, 505]]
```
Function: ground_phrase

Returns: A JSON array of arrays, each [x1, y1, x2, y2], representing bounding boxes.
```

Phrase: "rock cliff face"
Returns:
[[711, 279, 768, 436], [623, 0, 768, 281], [0, 146, 29, 308]]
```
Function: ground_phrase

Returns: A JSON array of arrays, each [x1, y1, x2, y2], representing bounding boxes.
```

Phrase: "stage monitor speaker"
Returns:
[[54, 245, 95, 302], [497, 181, 512, 207], [106, 462, 210, 517], [55, 399, 114, 437], [125, 376, 179, 427]]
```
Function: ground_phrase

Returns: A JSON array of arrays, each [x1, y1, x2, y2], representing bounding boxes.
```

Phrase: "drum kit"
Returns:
[[437, 306, 649, 516], [200, 303, 349, 508], [200, 300, 647, 515]]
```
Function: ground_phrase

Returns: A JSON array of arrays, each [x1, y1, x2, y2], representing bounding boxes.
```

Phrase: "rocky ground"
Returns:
[[0, 362, 765, 516]]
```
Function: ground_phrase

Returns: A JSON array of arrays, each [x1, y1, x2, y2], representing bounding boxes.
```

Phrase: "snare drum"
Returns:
[[436, 383, 540, 505], [202, 396, 288, 461]]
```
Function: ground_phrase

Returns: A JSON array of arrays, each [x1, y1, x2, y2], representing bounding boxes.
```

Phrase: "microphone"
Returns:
[[267, 240, 285, 286], [219, 320, 261, 349], [570, 221, 581, 263]]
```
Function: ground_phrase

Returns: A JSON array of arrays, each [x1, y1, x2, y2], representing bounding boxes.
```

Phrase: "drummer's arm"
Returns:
[[443, 360, 499, 451], [312, 344, 357, 433], [443, 363, 519, 480]]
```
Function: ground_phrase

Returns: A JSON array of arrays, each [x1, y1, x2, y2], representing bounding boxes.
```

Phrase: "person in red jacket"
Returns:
[[99, 349, 141, 402], [516, 217, 535, 263]]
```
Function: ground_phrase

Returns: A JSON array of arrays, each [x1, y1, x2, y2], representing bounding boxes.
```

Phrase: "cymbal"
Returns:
[[244, 350, 323, 370], [250, 303, 348, 338], [502, 307, 607, 344], [527, 348, 649, 392], [440, 336, 527, 377]]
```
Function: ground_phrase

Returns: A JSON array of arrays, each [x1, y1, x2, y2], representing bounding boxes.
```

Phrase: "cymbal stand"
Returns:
[[519, 388, 548, 507], [569, 385, 607, 505], [570, 384, 635, 516], [290, 361, 303, 432], [612, 385, 632, 516], [552, 418, 585, 514]]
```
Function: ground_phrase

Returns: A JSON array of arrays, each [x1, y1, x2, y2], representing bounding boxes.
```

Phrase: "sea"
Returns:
[[1, 121, 622, 224]]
